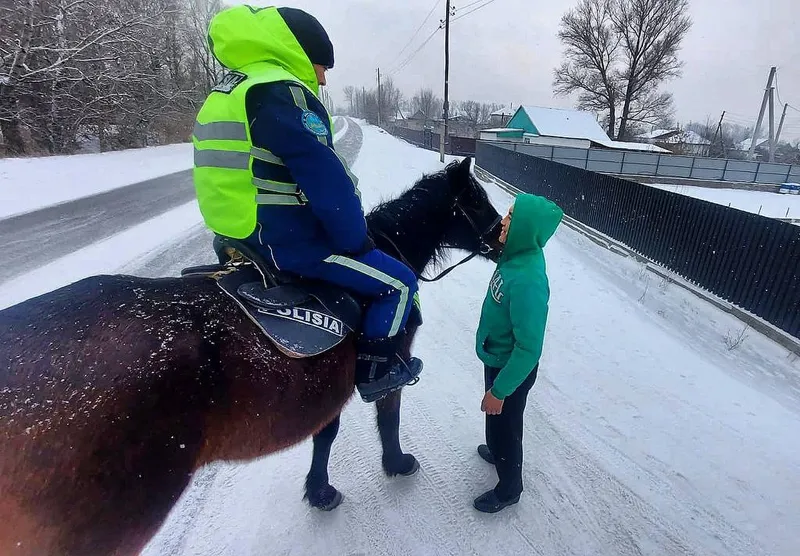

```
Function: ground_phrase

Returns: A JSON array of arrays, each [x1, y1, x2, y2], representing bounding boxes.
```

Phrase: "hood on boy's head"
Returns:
[[502, 194, 563, 259], [207, 5, 333, 93]]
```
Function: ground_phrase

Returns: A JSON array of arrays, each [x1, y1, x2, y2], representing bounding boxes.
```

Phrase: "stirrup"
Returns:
[[357, 357, 423, 403]]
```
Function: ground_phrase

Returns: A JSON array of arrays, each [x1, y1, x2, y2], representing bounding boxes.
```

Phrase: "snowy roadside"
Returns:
[[647, 182, 800, 219], [0, 143, 193, 220]]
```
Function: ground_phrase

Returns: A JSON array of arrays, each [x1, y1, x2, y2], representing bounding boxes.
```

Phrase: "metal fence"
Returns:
[[389, 126, 477, 157], [493, 141, 800, 186], [476, 141, 800, 339]]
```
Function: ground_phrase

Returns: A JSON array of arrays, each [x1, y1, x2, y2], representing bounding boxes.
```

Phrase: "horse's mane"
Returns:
[[366, 166, 457, 272]]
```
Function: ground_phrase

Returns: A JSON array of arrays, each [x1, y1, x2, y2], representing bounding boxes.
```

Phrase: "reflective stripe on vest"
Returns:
[[194, 127, 306, 206], [250, 146, 285, 166], [252, 177, 308, 204], [194, 149, 250, 169], [193, 121, 248, 141], [255, 193, 306, 206]]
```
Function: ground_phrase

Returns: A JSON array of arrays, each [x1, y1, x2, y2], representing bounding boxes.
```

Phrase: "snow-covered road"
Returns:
[[133, 123, 800, 556]]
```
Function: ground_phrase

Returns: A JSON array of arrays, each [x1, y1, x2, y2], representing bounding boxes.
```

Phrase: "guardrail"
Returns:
[[388, 126, 477, 157], [491, 141, 800, 186]]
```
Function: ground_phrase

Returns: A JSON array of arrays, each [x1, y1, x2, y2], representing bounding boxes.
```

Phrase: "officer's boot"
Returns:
[[355, 336, 423, 403]]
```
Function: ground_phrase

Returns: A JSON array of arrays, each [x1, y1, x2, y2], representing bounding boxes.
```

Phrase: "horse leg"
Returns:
[[304, 415, 344, 511], [377, 390, 419, 476]]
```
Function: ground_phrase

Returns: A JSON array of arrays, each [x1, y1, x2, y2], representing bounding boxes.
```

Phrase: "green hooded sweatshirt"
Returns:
[[475, 194, 564, 400]]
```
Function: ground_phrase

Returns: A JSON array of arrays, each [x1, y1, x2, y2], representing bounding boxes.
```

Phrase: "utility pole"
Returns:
[[711, 111, 725, 157], [439, 0, 452, 163], [377, 67, 382, 128], [749, 66, 776, 159], [768, 85, 776, 162], [775, 102, 789, 147]]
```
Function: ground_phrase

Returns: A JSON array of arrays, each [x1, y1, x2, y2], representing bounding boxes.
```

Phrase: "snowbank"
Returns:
[[649, 182, 800, 219], [0, 143, 193, 219]]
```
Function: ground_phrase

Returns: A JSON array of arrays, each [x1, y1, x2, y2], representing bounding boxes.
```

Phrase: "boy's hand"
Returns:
[[481, 390, 504, 415]]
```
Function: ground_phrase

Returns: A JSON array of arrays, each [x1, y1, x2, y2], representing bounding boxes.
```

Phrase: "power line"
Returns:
[[451, 0, 500, 23], [456, 0, 488, 10], [386, 0, 501, 78], [775, 71, 785, 106], [388, 24, 444, 75], [774, 70, 800, 117], [385, 0, 441, 70]]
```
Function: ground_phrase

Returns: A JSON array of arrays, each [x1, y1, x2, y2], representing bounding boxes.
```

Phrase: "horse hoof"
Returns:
[[319, 490, 344, 511], [401, 457, 420, 476], [385, 454, 420, 477], [308, 485, 344, 511]]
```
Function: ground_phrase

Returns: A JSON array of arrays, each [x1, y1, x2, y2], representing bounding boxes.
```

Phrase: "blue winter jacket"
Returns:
[[244, 81, 369, 271]]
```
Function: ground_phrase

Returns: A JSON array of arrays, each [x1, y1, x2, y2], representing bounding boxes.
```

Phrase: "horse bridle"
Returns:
[[376, 194, 502, 283]]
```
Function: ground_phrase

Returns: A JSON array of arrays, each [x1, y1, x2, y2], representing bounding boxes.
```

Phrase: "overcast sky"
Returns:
[[231, 0, 800, 139]]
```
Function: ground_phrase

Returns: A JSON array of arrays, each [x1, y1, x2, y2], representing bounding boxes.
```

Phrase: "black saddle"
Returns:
[[181, 236, 362, 358]]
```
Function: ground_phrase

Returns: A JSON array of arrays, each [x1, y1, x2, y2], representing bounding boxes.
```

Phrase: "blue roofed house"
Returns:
[[480, 105, 670, 153]]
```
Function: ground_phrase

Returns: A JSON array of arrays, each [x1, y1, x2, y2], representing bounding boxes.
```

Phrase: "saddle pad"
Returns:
[[237, 282, 311, 309], [180, 263, 229, 277], [216, 268, 361, 358]]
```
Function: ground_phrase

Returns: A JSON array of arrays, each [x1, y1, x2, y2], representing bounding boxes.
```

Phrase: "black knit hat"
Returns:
[[278, 7, 334, 69]]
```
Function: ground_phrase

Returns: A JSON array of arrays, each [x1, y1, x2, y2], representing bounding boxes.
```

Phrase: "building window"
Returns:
[[524, 137, 530, 144]]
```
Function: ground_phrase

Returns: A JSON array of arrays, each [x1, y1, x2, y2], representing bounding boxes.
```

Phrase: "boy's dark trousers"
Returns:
[[484, 364, 539, 501]]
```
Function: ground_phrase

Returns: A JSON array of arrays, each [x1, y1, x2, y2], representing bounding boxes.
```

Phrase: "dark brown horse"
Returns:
[[0, 157, 501, 555]]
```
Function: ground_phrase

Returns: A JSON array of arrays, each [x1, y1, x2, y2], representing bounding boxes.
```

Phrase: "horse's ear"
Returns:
[[459, 156, 473, 174]]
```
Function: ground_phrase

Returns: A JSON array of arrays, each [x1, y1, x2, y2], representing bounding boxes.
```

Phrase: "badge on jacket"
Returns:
[[302, 110, 328, 137], [490, 270, 504, 304]]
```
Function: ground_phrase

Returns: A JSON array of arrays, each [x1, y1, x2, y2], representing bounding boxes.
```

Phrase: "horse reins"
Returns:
[[375, 197, 501, 284]]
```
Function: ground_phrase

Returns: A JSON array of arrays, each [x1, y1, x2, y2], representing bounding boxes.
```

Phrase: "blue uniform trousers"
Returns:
[[243, 233, 417, 339], [294, 251, 418, 339]]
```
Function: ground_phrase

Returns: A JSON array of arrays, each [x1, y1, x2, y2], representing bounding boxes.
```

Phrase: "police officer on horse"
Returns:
[[192, 5, 422, 402]]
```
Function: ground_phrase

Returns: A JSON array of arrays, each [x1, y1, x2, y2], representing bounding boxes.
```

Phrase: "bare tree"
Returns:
[[456, 100, 502, 131], [553, 0, 691, 139], [343, 85, 356, 115], [319, 87, 335, 115], [378, 77, 404, 123], [0, 0, 221, 156], [411, 88, 442, 121], [182, 0, 222, 94], [553, 0, 620, 136]]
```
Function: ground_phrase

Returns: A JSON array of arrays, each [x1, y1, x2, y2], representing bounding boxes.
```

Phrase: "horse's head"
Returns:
[[367, 157, 504, 275], [440, 157, 504, 262]]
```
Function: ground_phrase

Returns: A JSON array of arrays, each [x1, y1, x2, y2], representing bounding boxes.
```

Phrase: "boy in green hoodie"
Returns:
[[473, 193, 563, 513]]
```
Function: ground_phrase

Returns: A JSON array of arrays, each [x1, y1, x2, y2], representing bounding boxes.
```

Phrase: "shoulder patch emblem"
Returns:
[[302, 110, 329, 137], [212, 71, 246, 94]]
